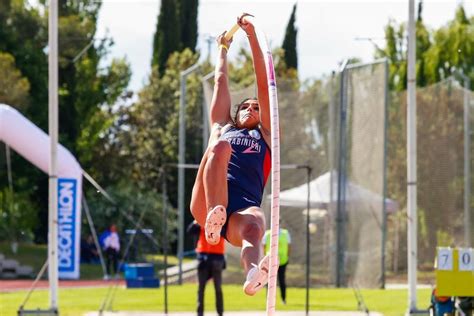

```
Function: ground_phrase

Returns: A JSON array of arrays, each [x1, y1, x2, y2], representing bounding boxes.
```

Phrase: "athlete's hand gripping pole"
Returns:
[[224, 13, 254, 41]]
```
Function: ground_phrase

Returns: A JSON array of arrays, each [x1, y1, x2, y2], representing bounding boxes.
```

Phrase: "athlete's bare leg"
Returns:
[[190, 149, 210, 227], [203, 140, 231, 210], [190, 31, 232, 226], [225, 206, 265, 273], [190, 126, 229, 226]]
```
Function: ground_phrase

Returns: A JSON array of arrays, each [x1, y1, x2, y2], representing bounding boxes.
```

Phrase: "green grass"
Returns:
[[0, 242, 107, 280], [0, 242, 47, 274], [0, 242, 183, 280], [0, 284, 431, 316], [0, 242, 433, 315]]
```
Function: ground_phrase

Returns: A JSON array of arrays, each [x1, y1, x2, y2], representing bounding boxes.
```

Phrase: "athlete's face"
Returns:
[[236, 100, 260, 129]]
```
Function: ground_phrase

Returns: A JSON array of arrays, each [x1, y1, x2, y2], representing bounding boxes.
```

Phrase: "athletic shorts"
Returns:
[[221, 186, 261, 240]]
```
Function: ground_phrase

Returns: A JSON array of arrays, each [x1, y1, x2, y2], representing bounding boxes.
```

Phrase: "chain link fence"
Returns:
[[331, 60, 388, 288], [385, 77, 474, 279]]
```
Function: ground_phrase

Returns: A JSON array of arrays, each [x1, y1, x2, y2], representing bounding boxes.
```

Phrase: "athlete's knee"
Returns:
[[190, 197, 207, 226], [208, 140, 231, 162], [210, 140, 231, 156], [241, 221, 264, 241], [190, 207, 206, 227]]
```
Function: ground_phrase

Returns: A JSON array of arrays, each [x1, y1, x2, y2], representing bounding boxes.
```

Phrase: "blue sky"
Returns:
[[96, 0, 473, 92]]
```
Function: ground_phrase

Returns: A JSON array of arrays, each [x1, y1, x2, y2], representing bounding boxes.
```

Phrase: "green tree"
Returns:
[[415, 1, 431, 87], [0, 188, 38, 245], [281, 3, 298, 70], [377, 1, 431, 90], [85, 180, 176, 252], [378, 20, 403, 91], [0, 1, 48, 242], [56, 3, 131, 155], [75, 58, 132, 185], [117, 49, 207, 252], [59, 0, 101, 19], [152, 0, 181, 74], [0, 1, 131, 242], [379, 5, 474, 90], [424, 5, 474, 86], [380, 5, 474, 261], [122, 49, 203, 201], [178, 0, 199, 52], [0, 0, 47, 126], [0, 52, 30, 108]]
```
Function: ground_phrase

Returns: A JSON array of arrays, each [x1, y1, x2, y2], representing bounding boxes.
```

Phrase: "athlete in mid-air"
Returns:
[[190, 13, 271, 296]]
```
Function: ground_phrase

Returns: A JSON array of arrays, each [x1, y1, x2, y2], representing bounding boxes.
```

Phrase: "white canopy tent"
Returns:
[[277, 170, 398, 213], [275, 170, 397, 289]]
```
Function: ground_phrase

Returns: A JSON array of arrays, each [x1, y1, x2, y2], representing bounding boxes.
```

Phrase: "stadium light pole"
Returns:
[[407, 0, 418, 313], [161, 167, 169, 315], [336, 59, 349, 288], [280, 164, 311, 315], [160, 163, 199, 313], [48, 0, 59, 312], [178, 63, 200, 285], [302, 165, 312, 316], [201, 71, 214, 152]]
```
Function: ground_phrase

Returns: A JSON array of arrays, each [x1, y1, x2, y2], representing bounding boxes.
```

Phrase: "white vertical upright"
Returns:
[[178, 69, 186, 286], [463, 75, 471, 247], [178, 63, 200, 285], [48, 0, 59, 310], [407, 0, 418, 313]]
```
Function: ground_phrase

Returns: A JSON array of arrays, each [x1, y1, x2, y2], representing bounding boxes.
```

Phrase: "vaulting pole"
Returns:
[[252, 23, 281, 316]]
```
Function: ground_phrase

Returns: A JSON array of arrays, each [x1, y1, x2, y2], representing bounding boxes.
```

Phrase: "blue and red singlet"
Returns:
[[220, 125, 271, 222]]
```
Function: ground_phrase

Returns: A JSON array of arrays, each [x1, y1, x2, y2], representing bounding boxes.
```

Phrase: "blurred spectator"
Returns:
[[187, 220, 225, 316], [81, 234, 99, 263], [262, 227, 291, 304], [102, 224, 121, 280]]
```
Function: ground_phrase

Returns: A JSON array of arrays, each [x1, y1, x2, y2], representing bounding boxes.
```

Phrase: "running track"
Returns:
[[0, 279, 125, 292]]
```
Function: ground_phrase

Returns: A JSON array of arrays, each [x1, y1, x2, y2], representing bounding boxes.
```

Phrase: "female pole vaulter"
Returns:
[[190, 13, 271, 296]]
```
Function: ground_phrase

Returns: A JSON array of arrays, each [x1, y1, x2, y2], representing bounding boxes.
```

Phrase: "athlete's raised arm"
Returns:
[[238, 14, 271, 138], [209, 32, 233, 127]]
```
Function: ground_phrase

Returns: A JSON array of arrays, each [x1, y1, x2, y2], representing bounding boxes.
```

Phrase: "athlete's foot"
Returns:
[[243, 255, 269, 296], [204, 205, 226, 245]]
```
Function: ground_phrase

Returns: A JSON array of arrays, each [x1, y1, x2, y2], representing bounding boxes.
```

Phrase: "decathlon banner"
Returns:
[[57, 178, 82, 279], [0, 104, 84, 279]]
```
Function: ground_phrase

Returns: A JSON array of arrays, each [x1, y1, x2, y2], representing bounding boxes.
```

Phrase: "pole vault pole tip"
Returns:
[[224, 24, 240, 41]]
